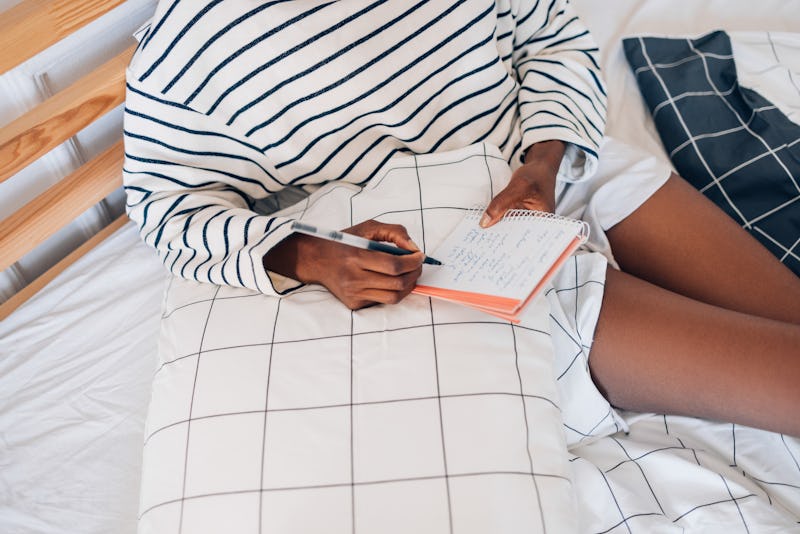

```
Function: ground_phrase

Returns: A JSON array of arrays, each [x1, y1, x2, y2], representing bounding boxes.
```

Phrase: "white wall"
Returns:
[[0, 0, 157, 303]]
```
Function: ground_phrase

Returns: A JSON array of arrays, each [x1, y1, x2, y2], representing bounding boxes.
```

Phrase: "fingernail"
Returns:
[[409, 239, 421, 251], [479, 214, 491, 228]]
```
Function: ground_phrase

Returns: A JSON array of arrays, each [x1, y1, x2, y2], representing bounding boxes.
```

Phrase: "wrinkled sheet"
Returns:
[[0, 224, 166, 533]]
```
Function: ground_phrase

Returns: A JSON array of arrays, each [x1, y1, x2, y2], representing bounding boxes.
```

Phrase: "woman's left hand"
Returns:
[[480, 140, 565, 228]]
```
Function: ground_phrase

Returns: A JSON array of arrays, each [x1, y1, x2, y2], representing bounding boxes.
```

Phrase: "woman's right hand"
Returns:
[[263, 219, 424, 310]]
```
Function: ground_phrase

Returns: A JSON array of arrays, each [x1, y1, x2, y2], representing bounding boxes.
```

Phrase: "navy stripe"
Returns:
[[527, 108, 584, 136], [522, 67, 606, 115], [139, 1, 226, 83], [122, 167, 221, 191], [251, 218, 296, 295], [588, 67, 607, 96], [193, 209, 228, 281], [288, 66, 511, 185], [127, 83, 195, 111], [497, 30, 513, 41], [125, 146, 278, 194], [525, 16, 579, 44], [178, 210, 201, 279], [125, 106, 265, 154], [536, 0, 560, 33], [217, 216, 235, 286], [523, 123, 599, 159], [139, 195, 153, 233], [517, 54, 605, 103], [542, 30, 591, 52], [430, 86, 518, 153], [266, 11, 495, 156], [203, 0, 389, 113], [162, 0, 296, 93], [523, 96, 602, 137], [274, 35, 497, 168], [124, 129, 278, 184], [157, 204, 219, 251], [520, 86, 603, 133], [518, 84, 601, 123], [235, 216, 258, 288], [139, 0, 180, 51], [168, 247, 182, 274], [183, 0, 346, 107], [234, 0, 441, 130], [149, 193, 189, 247], [517, 0, 543, 28]]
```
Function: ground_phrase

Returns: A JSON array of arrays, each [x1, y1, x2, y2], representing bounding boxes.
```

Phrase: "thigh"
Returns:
[[606, 173, 800, 324], [589, 268, 800, 437]]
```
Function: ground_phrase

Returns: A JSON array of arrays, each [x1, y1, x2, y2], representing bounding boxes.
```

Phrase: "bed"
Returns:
[[1, 1, 798, 533]]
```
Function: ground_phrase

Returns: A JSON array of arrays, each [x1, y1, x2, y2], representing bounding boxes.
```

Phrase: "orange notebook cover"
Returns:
[[412, 208, 589, 323]]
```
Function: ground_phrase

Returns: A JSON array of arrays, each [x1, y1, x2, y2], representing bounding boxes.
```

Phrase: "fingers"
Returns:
[[356, 247, 424, 275], [342, 249, 422, 292], [342, 267, 422, 309], [480, 164, 558, 227], [481, 177, 540, 228], [481, 186, 518, 228], [343, 220, 424, 274], [311, 220, 426, 310], [345, 220, 420, 252], [336, 265, 423, 310]]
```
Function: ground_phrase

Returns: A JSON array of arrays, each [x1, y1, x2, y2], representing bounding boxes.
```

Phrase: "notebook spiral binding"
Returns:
[[465, 206, 590, 241]]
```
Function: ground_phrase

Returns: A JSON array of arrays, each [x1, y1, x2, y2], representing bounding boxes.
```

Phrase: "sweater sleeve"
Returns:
[[510, 0, 607, 182], [123, 76, 303, 296]]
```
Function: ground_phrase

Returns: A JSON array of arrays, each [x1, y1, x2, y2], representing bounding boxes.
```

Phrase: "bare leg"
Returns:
[[591, 269, 800, 436], [589, 173, 800, 436], [606, 173, 800, 324]]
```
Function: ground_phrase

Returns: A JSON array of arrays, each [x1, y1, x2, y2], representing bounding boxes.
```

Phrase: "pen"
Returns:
[[291, 221, 442, 266]]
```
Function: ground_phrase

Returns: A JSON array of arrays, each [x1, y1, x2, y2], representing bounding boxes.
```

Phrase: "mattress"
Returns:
[[1, 0, 798, 532]]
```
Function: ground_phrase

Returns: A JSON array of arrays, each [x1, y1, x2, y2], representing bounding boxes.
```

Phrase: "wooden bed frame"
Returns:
[[0, 0, 133, 320]]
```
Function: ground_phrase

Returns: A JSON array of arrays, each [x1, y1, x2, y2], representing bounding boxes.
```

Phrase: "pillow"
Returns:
[[138, 144, 586, 533], [623, 30, 800, 276]]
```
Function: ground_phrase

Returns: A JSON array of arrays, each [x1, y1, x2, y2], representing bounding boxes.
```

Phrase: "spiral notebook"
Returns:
[[413, 208, 589, 323]]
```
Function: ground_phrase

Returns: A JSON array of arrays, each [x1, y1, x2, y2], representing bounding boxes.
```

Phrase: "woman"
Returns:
[[124, 0, 800, 437]]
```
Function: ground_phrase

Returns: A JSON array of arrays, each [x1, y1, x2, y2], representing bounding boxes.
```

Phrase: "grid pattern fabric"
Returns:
[[623, 30, 800, 276], [569, 414, 800, 532], [137, 143, 611, 533]]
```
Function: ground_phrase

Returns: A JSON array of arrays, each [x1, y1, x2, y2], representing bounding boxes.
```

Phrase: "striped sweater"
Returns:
[[123, 0, 606, 295]]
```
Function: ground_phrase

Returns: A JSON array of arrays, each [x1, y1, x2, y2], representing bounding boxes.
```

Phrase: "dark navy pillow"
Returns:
[[623, 31, 800, 276]]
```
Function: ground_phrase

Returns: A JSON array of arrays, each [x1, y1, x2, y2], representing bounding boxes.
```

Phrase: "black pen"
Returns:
[[291, 221, 442, 265]]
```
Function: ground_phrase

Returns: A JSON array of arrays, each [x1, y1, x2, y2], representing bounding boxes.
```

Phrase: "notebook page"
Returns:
[[416, 210, 585, 300]]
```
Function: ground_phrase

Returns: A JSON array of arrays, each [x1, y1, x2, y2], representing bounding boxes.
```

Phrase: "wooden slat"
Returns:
[[0, 140, 124, 272], [0, 44, 134, 185], [0, 214, 129, 321], [0, 0, 125, 75]]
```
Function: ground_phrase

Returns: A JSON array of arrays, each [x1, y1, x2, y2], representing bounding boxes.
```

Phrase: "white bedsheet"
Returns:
[[1, 1, 798, 533], [0, 224, 166, 534]]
